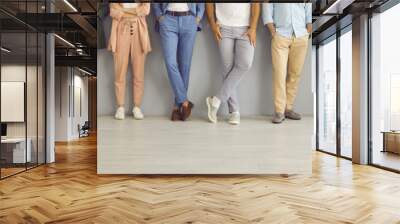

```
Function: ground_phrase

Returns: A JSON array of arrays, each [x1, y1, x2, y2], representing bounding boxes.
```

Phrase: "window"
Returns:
[[316, 26, 353, 159], [340, 29, 352, 158], [370, 3, 400, 171], [317, 37, 337, 155]]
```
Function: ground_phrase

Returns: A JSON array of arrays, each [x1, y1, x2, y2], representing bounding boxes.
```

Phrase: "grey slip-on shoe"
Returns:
[[272, 112, 285, 124], [285, 110, 302, 120]]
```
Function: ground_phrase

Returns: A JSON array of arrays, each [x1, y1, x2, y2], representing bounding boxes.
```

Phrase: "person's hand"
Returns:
[[266, 23, 277, 38], [158, 16, 165, 22], [246, 27, 257, 47], [211, 24, 222, 42], [307, 24, 312, 34], [271, 29, 277, 38]]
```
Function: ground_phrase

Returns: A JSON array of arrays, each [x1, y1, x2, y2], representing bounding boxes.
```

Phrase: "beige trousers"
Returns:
[[271, 33, 309, 113], [114, 20, 147, 107]]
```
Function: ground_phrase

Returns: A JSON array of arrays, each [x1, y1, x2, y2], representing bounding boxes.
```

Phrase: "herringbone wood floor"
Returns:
[[1, 135, 400, 224]]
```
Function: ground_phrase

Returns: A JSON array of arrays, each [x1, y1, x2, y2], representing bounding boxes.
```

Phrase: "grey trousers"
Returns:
[[216, 25, 255, 113]]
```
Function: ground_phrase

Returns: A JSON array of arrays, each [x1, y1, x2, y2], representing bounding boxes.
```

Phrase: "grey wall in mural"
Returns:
[[97, 16, 313, 117]]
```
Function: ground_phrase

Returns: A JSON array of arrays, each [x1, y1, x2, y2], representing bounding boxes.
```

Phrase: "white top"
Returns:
[[216, 3, 251, 27], [122, 3, 138, 8], [167, 3, 189, 12]]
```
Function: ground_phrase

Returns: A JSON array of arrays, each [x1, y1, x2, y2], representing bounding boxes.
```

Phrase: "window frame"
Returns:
[[315, 24, 353, 161]]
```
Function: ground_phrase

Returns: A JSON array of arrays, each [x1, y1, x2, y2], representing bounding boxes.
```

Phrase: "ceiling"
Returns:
[[0, 0, 97, 74], [1, 0, 398, 75], [311, 0, 393, 44]]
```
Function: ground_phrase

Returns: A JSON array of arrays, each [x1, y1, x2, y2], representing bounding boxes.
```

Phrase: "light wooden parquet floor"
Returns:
[[1, 135, 400, 224]]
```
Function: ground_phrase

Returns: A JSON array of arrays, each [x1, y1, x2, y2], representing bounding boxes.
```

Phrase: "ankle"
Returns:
[[182, 101, 189, 107]]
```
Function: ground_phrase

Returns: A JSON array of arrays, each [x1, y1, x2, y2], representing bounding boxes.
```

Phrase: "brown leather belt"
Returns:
[[166, 11, 192, 16]]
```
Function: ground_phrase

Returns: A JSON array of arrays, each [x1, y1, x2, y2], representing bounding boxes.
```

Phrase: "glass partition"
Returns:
[[27, 31, 38, 169], [1, 30, 28, 178], [37, 32, 45, 165], [0, 0, 46, 179]]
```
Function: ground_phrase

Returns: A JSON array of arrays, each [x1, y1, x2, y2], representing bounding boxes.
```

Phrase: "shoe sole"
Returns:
[[133, 114, 144, 120], [272, 118, 285, 124], [171, 116, 181, 121], [229, 121, 240, 125], [206, 98, 217, 123], [285, 116, 302, 120]]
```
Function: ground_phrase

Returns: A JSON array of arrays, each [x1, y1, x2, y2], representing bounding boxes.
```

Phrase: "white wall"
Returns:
[[1, 64, 46, 164], [55, 67, 69, 141], [98, 17, 313, 117], [1, 65, 37, 138], [55, 67, 89, 141], [72, 74, 89, 138]]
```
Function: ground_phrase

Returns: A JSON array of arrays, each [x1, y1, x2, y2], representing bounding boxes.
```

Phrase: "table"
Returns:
[[1, 138, 31, 163], [382, 131, 400, 154]]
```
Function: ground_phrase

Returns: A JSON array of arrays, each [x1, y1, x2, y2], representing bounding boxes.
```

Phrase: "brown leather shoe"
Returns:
[[171, 109, 181, 121], [180, 101, 194, 121]]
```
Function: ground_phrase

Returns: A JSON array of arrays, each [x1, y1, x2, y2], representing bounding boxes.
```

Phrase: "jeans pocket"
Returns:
[[159, 16, 166, 25], [159, 14, 172, 26], [188, 15, 198, 32], [191, 15, 197, 23]]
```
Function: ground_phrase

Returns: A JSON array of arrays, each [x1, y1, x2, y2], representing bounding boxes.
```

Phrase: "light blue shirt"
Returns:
[[262, 3, 312, 38]]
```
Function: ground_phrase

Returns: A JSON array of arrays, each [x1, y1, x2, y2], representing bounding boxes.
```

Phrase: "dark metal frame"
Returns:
[[336, 25, 341, 158], [315, 44, 320, 151], [367, 10, 373, 166]]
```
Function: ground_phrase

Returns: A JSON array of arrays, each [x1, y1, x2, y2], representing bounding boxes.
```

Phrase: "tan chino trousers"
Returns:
[[114, 19, 147, 107], [271, 33, 309, 113]]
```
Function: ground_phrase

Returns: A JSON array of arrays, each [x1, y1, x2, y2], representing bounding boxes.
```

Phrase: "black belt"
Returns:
[[166, 11, 192, 16]]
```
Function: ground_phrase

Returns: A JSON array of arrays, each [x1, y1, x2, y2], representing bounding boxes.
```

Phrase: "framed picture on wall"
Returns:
[[1, 81, 25, 123]]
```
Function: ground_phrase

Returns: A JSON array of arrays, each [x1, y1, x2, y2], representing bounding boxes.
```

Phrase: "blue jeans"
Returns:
[[159, 14, 197, 107]]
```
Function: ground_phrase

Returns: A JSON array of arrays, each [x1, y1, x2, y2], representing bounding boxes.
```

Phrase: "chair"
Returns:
[[79, 121, 90, 138]]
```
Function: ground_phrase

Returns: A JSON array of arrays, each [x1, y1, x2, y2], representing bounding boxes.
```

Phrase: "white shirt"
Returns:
[[122, 3, 138, 8], [167, 3, 189, 12], [216, 3, 251, 27]]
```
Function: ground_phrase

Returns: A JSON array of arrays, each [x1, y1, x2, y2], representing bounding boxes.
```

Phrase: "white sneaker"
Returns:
[[115, 107, 125, 120], [228, 111, 240, 125], [133, 106, 144, 120], [206, 96, 221, 123]]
